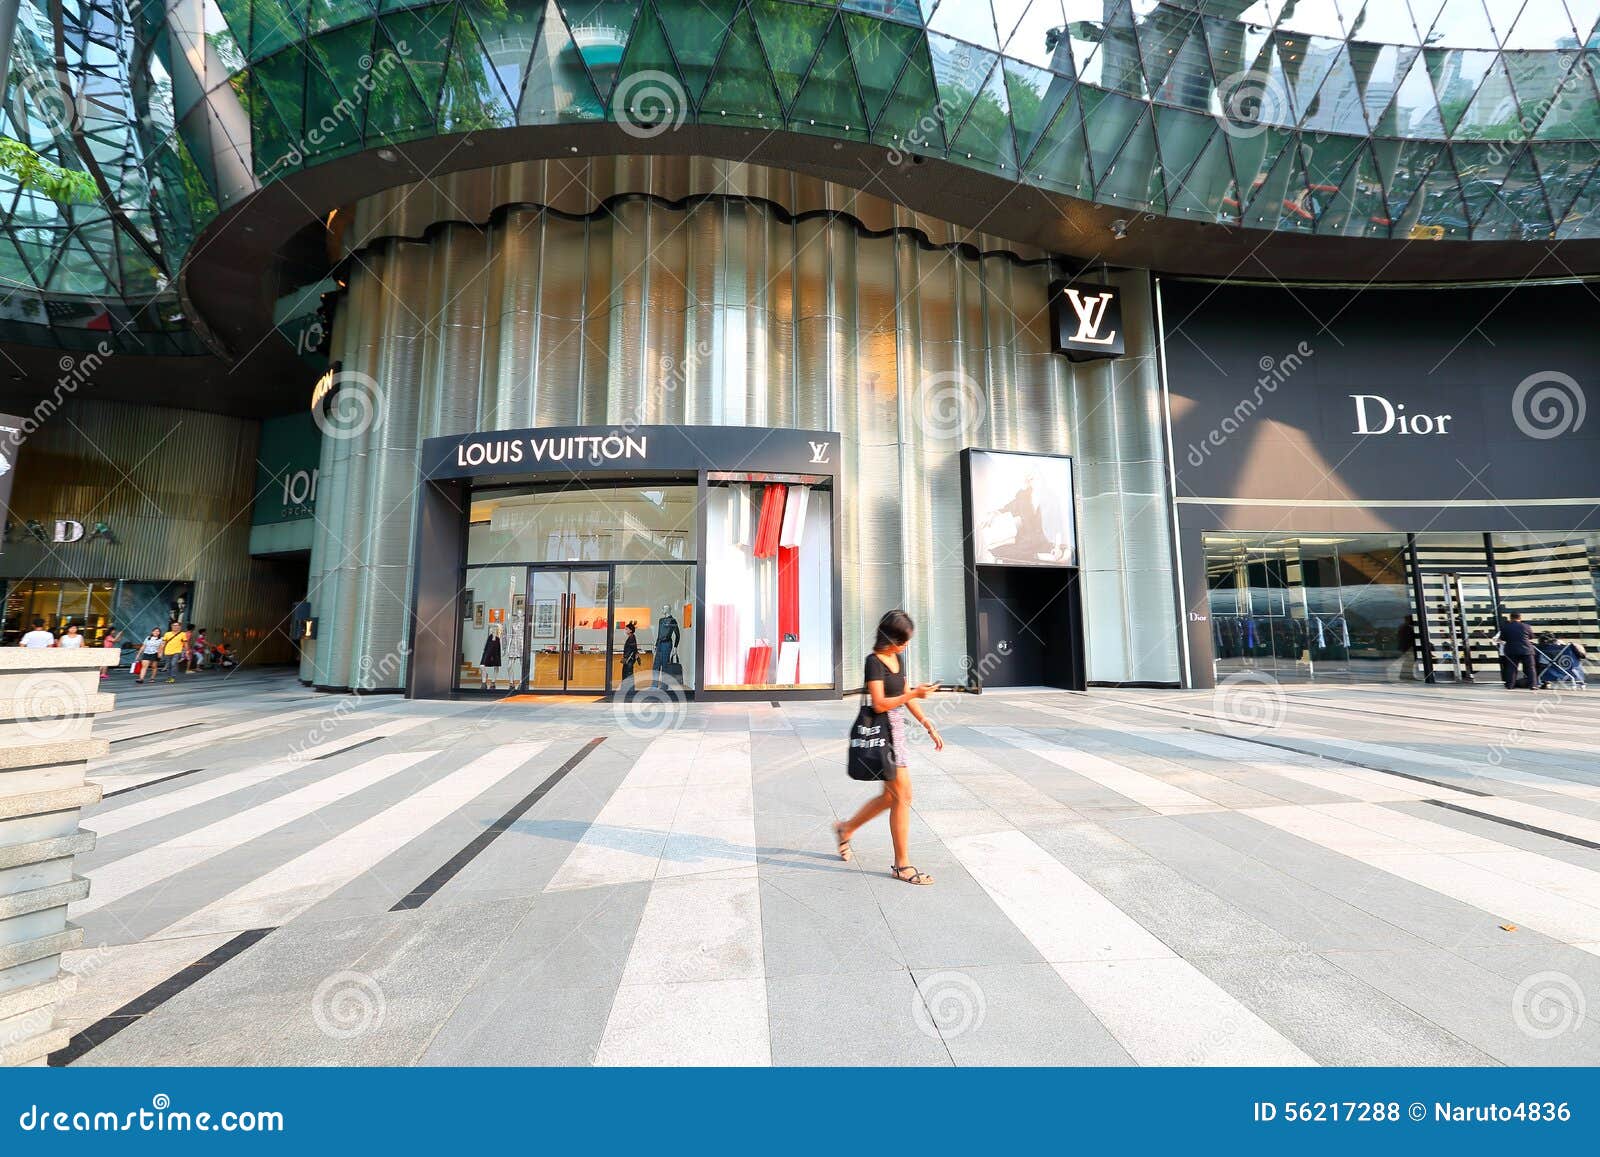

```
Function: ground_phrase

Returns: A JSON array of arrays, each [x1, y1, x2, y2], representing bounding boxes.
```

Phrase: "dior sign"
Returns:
[[1049, 281, 1125, 361], [1350, 394, 1454, 436]]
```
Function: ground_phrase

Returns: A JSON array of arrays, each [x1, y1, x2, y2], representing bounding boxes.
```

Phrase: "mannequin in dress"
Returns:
[[481, 625, 503, 690]]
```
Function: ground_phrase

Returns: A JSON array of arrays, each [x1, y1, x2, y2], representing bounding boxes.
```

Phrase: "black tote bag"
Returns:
[[846, 692, 892, 780]]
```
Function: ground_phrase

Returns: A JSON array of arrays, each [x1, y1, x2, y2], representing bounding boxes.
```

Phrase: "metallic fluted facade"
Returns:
[[304, 157, 1180, 689]]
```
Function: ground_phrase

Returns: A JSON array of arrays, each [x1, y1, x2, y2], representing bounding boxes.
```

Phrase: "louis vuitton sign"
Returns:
[[1049, 281, 1125, 362]]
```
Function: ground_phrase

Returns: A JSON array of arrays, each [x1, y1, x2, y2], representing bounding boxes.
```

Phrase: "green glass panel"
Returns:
[[842, 11, 917, 127], [1095, 107, 1161, 210], [656, 0, 735, 102], [1137, 10, 1194, 93], [699, 6, 783, 126], [306, 0, 373, 34], [1369, 46, 1443, 137], [1095, 0, 1146, 99], [213, 0, 254, 61], [244, 72, 303, 176], [378, 0, 432, 11], [1152, 103, 1213, 188], [1299, 132, 1364, 190], [1534, 51, 1600, 140], [928, 32, 996, 138], [947, 59, 1016, 174], [521, 0, 606, 121], [1496, 146, 1553, 235], [380, 9, 452, 110], [1450, 57, 1519, 139], [1229, 128, 1294, 222], [789, 15, 866, 132], [1553, 160, 1600, 239], [1081, 87, 1140, 184], [841, 0, 920, 24], [1533, 141, 1600, 221], [250, 47, 306, 147], [611, 0, 683, 126], [1407, 149, 1470, 237], [1164, 126, 1234, 221], [1371, 138, 1444, 228], [753, 0, 832, 108], [1314, 144, 1388, 238], [873, 35, 941, 149], [307, 22, 378, 154], [251, 0, 309, 59], [557, 0, 642, 100], [440, 10, 517, 130], [366, 22, 438, 140], [0, 236, 32, 285], [1023, 87, 1089, 194], [1003, 59, 1067, 163], [1425, 48, 1495, 136]]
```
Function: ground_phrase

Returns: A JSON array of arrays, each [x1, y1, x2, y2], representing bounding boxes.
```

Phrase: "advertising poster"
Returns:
[[967, 450, 1077, 566]]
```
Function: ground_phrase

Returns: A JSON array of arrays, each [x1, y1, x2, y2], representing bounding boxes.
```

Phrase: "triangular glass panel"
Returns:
[[1153, 104, 1215, 189], [753, 0, 832, 108], [1355, 44, 1416, 128], [1200, 15, 1269, 99], [1137, 9, 1196, 94], [1095, 106, 1162, 210], [843, 11, 919, 128], [1481, 0, 1528, 44], [947, 58, 1017, 174], [1004, 58, 1072, 164], [1150, 19, 1213, 111], [556, 0, 642, 101], [1498, 145, 1555, 233], [304, 20, 372, 155], [1300, 131, 1366, 193], [1274, 0, 1347, 38], [656, 0, 734, 103], [1425, 48, 1498, 136], [1370, 47, 1444, 136], [306, 0, 373, 35], [611, 0, 682, 124], [1096, 1, 1148, 99], [1347, 3, 1421, 43], [1450, 55, 1520, 139], [840, 0, 922, 24], [1081, 86, 1141, 186], [874, 35, 943, 149], [927, 0, 1000, 51], [789, 15, 867, 135], [365, 23, 437, 141], [699, 6, 784, 128], [991, 0, 1034, 48], [1553, 159, 1600, 238], [249, 0, 310, 60], [520, 0, 606, 121], [1273, 30, 1340, 123], [1534, 49, 1600, 139], [1239, 137, 1304, 228], [1003, 0, 1069, 73], [212, 0, 253, 55], [243, 71, 303, 175], [1228, 127, 1293, 221], [1300, 44, 1370, 135], [248, 39, 307, 138], [1417, 0, 1497, 47], [440, 10, 517, 130], [1021, 87, 1090, 196], [1566, 0, 1600, 44], [927, 32, 997, 135], [1402, 146, 1470, 238], [1502, 49, 1571, 125], [1503, 0, 1578, 48], [378, 10, 451, 111], [1532, 141, 1600, 221], [1371, 137, 1445, 226], [1314, 142, 1388, 237]]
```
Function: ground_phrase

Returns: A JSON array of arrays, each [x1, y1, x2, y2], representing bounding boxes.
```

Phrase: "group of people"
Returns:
[[14, 618, 235, 680], [1497, 612, 1586, 690]]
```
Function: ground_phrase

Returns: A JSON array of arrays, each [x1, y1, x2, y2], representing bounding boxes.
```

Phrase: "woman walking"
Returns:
[[834, 610, 944, 885]]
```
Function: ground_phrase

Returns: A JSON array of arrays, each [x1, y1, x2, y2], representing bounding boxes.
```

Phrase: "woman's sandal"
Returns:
[[834, 823, 852, 862], [890, 864, 933, 885]]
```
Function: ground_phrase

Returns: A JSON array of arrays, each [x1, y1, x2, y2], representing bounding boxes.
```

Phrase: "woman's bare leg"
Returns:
[[887, 773, 913, 865], [842, 787, 892, 839]]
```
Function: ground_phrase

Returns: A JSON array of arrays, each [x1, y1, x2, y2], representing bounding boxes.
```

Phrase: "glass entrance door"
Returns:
[[524, 567, 615, 692], [1417, 571, 1500, 682]]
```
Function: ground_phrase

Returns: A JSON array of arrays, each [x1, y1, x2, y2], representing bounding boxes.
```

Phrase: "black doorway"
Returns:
[[971, 565, 1085, 690]]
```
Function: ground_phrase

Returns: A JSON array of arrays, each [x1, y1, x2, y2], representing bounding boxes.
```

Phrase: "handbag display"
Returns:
[[657, 650, 684, 681], [846, 691, 892, 781]]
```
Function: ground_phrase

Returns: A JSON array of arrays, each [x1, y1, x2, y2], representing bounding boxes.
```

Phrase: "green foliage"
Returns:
[[0, 137, 100, 204]]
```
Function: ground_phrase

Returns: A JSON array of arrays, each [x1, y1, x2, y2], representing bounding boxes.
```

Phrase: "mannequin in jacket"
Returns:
[[481, 626, 502, 689], [655, 605, 680, 663]]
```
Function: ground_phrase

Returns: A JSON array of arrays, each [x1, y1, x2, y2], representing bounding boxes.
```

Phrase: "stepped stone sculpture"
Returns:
[[0, 647, 116, 1065]]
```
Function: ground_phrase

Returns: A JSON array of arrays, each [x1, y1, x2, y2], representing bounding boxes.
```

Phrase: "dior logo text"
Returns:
[[1062, 288, 1118, 346], [1350, 394, 1453, 436], [809, 441, 831, 464]]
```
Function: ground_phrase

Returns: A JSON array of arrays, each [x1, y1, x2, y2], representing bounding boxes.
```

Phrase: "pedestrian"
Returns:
[[18, 618, 54, 648], [58, 624, 85, 648], [136, 628, 162, 681], [161, 621, 188, 683], [1499, 612, 1536, 690], [100, 628, 122, 679], [833, 610, 944, 886], [621, 621, 639, 686], [189, 626, 208, 672]]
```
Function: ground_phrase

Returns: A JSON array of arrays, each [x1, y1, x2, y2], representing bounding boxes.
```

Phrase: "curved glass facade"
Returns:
[[145, 0, 1600, 256]]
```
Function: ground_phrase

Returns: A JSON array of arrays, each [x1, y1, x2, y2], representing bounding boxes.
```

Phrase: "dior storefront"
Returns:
[[298, 159, 1182, 698]]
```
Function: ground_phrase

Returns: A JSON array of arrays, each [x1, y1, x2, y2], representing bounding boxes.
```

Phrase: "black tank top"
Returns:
[[865, 652, 905, 700]]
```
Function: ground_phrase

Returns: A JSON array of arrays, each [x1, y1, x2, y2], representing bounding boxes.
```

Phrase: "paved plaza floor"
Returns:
[[51, 669, 1600, 1066]]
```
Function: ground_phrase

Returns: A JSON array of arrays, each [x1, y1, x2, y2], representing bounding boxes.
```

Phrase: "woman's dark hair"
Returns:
[[874, 609, 915, 651]]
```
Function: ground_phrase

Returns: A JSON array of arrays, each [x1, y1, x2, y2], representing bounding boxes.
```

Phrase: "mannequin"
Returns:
[[481, 625, 503, 689], [506, 606, 525, 691], [656, 604, 681, 680]]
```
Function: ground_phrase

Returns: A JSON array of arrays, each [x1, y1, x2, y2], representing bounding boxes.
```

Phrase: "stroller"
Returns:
[[1534, 634, 1587, 689]]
